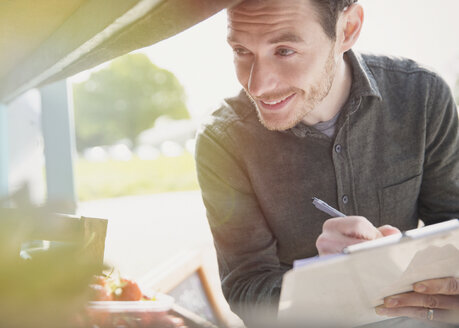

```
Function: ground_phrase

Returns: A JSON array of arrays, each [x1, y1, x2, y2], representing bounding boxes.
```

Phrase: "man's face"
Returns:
[[227, 0, 338, 130]]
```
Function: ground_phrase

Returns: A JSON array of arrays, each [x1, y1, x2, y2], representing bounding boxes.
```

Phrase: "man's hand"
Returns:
[[376, 277, 459, 324], [316, 216, 400, 256]]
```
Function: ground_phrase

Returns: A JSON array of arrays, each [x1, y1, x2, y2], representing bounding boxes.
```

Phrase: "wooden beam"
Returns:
[[0, 0, 153, 103], [0, 0, 242, 103], [42, 0, 243, 85]]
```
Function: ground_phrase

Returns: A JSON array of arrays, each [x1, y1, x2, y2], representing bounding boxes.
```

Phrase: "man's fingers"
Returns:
[[377, 224, 401, 237], [379, 288, 459, 324], [414, 277, 459, 295], [316, 231, 366, 255], [317, 216, 389, 255], [376, 306, 432, 320], [322, 216, 382, 240], [384, 292, 459, 310], [376, 306, 459, 323]]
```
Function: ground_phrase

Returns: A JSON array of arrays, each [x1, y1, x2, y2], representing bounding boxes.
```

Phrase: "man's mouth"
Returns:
[[259, 93, 296, 111]]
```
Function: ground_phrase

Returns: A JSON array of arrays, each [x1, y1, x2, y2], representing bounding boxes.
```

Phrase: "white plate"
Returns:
[[88, 293, 174, 313]]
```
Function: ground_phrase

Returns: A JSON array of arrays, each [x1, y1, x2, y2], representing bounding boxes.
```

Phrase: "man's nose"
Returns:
[[247, 57, 277, 98]]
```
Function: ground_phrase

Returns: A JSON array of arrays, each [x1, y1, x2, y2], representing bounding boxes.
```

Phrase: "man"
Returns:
[[195, 0, 459, 326]]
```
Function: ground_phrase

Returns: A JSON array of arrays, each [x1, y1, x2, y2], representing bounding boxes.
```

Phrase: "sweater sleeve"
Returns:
[[195, 121, 289, 325], [418, 74, 459, 223]]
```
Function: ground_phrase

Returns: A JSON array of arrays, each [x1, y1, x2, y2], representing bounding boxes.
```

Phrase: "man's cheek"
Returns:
[[235, 62, 251, 88]]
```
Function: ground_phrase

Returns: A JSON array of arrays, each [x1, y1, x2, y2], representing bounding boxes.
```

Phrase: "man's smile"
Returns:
[[258, 93, 296, 111]]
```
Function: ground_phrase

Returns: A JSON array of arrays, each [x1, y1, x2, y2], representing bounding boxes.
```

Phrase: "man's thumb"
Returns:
[[377, 225, 401, 237]]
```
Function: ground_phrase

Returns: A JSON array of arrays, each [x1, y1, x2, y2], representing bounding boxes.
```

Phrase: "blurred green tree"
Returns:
[[73, 53, 189, 151]]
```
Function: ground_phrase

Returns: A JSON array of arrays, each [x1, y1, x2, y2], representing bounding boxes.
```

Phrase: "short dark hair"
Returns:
[[310, 0, 358, 40]]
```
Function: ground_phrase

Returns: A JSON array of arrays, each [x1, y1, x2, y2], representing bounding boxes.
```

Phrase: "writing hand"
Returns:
[[315, 216, 400, 256], [376, 277, 459, 324]]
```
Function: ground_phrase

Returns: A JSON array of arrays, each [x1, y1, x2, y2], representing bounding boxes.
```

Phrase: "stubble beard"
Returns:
[[246, 47, 337, 131]]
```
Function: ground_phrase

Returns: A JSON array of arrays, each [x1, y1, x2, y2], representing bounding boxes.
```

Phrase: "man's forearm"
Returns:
[[221, 267, 287, 326]]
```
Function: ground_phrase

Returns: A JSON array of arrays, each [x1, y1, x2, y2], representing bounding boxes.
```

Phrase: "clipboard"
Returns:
[[277, 219, 459, 327]]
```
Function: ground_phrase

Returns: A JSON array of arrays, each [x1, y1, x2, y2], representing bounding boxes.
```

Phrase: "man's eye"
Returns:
[[276, 48, 295, 56], [233, 47, 250, 56]]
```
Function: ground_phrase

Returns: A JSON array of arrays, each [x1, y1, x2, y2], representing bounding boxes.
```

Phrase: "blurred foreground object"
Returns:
[[0, 201, 107, 328]]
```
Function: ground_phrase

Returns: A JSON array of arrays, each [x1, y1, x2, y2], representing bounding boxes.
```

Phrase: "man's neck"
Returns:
[[302, 53, 353, 125]]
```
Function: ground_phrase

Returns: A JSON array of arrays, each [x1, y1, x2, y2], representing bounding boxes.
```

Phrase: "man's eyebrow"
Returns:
[[268, 32, 304, 44]]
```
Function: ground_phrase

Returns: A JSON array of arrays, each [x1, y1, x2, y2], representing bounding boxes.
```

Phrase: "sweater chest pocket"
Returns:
[[379, 173, 422, 230]]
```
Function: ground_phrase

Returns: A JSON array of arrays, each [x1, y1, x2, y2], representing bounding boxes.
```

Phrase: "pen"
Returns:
[[311, 197, 346, 217]]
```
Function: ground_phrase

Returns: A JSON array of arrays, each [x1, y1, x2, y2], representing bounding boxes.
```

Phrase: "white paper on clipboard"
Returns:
[[278, 219, 459, 327]]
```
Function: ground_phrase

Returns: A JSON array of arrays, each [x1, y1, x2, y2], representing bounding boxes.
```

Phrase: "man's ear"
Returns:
[[337, 3, 364, 53]]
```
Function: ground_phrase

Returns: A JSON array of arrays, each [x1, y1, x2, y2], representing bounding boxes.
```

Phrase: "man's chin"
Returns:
[[258, 114, 299, 131], [252, 98, 304, 132]]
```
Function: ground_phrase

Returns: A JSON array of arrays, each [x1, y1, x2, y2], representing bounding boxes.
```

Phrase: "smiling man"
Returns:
[[195, 0, 459, 327], [227, 1, 346, 131]]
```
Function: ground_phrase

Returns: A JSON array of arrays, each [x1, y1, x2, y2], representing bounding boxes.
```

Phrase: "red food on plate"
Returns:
[[113, 278, 143, 301], [89, 275, 143, 301], [89, 284, 113, 301]]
